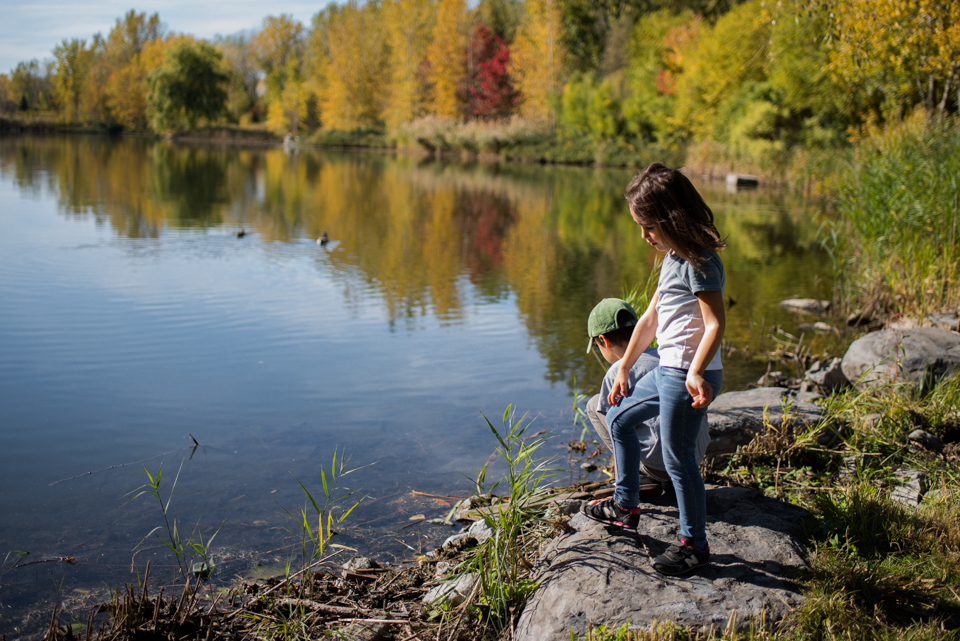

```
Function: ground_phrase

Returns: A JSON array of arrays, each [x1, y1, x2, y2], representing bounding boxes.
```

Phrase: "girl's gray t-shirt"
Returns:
[[655, 250, 724, 371]]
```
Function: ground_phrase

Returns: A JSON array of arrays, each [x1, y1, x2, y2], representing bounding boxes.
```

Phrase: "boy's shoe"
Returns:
[[651, 539, 710, 575], [581, 498, 641, 529]]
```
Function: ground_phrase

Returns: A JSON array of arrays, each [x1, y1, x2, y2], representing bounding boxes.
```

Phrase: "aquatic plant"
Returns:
[[127, 459, 221, 583]]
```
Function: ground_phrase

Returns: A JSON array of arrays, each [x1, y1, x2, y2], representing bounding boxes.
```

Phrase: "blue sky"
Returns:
[[0, 0, 334, 74]]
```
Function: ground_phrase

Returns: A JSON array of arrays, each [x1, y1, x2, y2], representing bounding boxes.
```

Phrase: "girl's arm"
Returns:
[[607, 290, 659, 406], [687, 290, 725, 408]]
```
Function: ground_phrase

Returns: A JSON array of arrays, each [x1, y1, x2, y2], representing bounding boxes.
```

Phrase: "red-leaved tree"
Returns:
[[457, 22, 519, 119]]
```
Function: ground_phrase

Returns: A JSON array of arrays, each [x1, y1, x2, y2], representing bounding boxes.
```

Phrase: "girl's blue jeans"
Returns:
[[605, 366, 722, 549]]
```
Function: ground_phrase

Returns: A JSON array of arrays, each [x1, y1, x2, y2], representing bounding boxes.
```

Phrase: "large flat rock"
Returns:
[[706, 388, 823, 456], [841, 328, 960, 389], [515, 487, 808, 641]]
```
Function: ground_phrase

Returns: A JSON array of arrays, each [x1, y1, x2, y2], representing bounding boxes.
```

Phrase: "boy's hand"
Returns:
[[686, 373, 713, 408], [608, 368, 631, 406]]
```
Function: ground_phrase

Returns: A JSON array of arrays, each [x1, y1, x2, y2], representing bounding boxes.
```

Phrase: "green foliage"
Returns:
[[828, 112, 960, 316], [280, 447, 365, 574], [146, 41, 228, 132], [127, 460, 222, 582], [461, 406, 556, 634]]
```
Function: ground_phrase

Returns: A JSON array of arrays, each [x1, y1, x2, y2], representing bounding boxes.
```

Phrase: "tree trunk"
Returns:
[[939, 75, 951, 117], [928, 74, 935, 113]]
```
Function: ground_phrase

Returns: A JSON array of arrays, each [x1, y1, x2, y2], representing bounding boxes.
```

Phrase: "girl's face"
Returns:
[[629, 207, 669, 252]]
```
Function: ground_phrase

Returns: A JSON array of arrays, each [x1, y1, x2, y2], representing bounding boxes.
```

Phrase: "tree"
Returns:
[[53, 39, 93, 121], [102, 10, 164, 128], [310, 1, 390, 130], [427, 0, 469, 118], [254, 15, 305, 132], [826, 0, 960, 119], [382, 0, 435, 127], [512, 0, 565, 122], [458, 23, 518, 119], [10, 60, 53, 112], [146, 40, 228, 131], [216, 33, 262, 124]]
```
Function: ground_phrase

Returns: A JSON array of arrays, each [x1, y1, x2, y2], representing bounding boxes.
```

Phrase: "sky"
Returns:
[[0, 0, 334, 74]]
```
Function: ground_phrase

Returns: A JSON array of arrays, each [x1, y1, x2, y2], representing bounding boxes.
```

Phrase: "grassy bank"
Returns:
[[827, 113, 960, 321]]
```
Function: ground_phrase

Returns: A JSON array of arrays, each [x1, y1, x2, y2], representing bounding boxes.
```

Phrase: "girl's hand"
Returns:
[[686, 372, 713, 408], [608, 368, 631, 406]]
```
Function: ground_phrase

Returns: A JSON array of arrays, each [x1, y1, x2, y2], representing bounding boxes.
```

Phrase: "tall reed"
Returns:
[[829, 112, 960, 318]]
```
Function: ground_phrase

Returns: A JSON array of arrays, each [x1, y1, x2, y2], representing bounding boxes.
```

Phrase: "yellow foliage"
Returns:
[[672, 0, 768, 139], [314, 2, 390, 130], [383, 0, 435, 127], [828, 0, 960, 114], [426, 0, 468, 119], [511, 0, 565, 123]]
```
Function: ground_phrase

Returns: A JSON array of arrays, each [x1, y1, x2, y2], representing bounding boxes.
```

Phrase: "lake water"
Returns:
[[0, 135, 833, 634]]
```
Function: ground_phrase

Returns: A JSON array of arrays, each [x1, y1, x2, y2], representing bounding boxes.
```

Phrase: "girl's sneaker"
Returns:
[[581, 498, 641, 529], [651, 539, 710, 575]]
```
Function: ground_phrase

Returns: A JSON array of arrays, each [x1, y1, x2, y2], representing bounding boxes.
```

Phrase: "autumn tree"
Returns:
[[146, 40, 228, 131], [382, 0, 435, 127], [427, 0, 469, 118], [310, 2, 390, 130], [457, 23, 518, 119], [216, 34, 262, 124], [512, 0, 565, 122], [826, 0, 960, 119], [102, 10, 164, 129], [53, 39, 93, 121], [10, 60, 53, 111], [254, 15, 306, 134]]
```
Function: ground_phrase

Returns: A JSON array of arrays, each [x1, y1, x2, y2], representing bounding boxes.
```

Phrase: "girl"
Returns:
[[582, 162, 726, 576]]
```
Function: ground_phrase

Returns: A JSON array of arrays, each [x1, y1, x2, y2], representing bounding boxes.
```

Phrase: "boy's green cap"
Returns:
[[586, 298, 638, 353]]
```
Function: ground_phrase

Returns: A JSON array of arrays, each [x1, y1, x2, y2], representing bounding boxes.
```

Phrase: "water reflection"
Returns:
[[0, 135, 836, 632], [0, 135, 832, 394]]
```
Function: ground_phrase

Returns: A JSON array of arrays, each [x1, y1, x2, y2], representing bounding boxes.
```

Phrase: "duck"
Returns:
[[235, 229, 247, 238], [317, 232, 329, 246]]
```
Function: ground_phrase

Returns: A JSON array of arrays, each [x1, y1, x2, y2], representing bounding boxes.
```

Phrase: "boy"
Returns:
[[583, 298, 711, 522]]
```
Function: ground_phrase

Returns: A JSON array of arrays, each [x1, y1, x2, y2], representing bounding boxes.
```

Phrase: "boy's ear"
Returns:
[[595, 335, 609, 350]]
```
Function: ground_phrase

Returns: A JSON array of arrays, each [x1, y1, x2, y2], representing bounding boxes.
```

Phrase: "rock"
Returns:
[[344, 556, 380, 571], [803, 358, 849, 392], [779, 298, 830, 315], [890, 470, 927, 507], [580, 462, 598, 472], [706, 388, 823, 456], [440, 519, 494, 553], [423, 572, 477, 607], [756, 371, 784, 387], [514, 487, 808, 640], [840, 328, 960, 390], [927, 313, 960, 331], [907, 429, 944, 454], [335, 620, 392, 641], [435, 560, 456, 580], [799, 322, 839, 335]]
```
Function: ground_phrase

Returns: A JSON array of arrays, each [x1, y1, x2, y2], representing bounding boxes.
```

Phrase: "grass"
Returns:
[[431, 406, 559, 639], [826, 112, 960, 319]]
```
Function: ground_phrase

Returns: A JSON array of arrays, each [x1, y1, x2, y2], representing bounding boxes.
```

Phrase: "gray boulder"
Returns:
[[841, 328, 960, 389], [706, 388, 823, 456], [514, 486, 808, 641], [803, 358, 848, 391]]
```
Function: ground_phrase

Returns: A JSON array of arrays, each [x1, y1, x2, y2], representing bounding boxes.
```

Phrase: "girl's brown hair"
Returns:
[[624, 162, 725, 270]]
